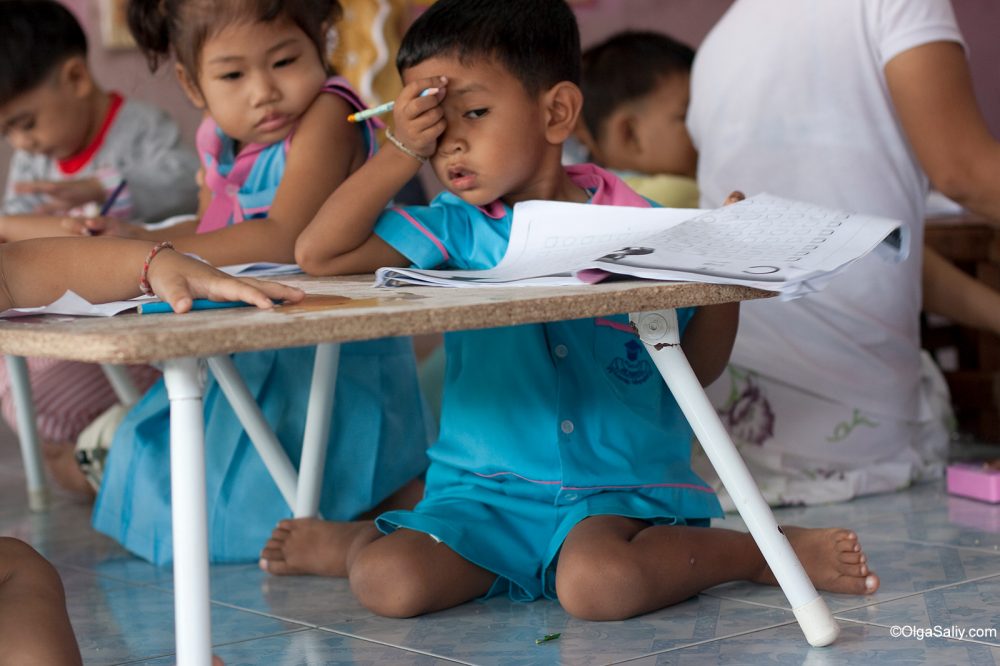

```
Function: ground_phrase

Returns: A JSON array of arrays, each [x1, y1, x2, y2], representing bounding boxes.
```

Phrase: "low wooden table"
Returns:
[[0, 275, 841, 663]]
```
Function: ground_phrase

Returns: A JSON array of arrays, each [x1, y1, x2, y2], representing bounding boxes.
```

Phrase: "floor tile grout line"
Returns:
[[868, 535, 1000, 556], [835, 616, 1000, 648], [832, 572, 1000, 615], [206, 598, 323, 629], [314, 626, 477, 665], [109, 627, 315, 665], [703, 571, 1000, 615], [600, 620, 802, 665]]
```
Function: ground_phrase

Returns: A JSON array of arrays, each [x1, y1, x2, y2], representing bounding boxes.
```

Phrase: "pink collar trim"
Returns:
[[474, 164, 649, 217]]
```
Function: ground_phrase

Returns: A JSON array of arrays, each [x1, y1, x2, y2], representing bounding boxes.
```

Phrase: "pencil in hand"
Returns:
[[347, 88, 440, 123]]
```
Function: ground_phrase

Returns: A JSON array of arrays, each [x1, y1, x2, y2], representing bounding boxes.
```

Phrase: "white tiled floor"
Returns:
[[3, 429, 1000, 665]]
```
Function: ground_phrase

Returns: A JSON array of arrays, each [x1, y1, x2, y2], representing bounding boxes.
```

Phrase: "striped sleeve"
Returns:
[[374, 201, 475, 269]]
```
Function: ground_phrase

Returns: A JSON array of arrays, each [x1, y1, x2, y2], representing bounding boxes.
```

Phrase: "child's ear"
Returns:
[[592, 109, 641, 170], [175, 64, 206, 109], [60, 56, 93, 99], [543, 81, 583, 144]]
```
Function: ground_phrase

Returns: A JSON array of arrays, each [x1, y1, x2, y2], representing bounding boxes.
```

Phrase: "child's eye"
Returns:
[[274, 57, 298, 68], [219, 71, 243, 81], [3, 118, 35, 136], [464, 108, 489, 119]]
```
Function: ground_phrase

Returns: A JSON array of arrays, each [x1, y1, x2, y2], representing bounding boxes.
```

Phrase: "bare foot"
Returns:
[[753, 527, 879, 595], [259, 519, 375, 577], [41, 440, 95, 500]]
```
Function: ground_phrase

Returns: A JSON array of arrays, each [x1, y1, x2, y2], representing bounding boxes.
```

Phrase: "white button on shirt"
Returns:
[[560, 420, 574, 434]]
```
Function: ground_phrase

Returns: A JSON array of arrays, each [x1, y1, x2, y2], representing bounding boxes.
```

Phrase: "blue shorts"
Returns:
[[376, 464, 711, 601]]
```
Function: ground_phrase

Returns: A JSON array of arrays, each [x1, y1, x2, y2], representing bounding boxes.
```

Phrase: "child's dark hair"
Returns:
[[397, 0, 580, 95], [580, 31, 694, 140], [128, 0, 341, 78], [0, 0, 88, 106]]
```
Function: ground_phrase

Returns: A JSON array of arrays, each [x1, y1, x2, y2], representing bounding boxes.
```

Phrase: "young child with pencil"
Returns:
[[80, 0, 429, 565], [262, 0, 880, 619], [0, 0, 199, 234], [0, 0, 200, 495]]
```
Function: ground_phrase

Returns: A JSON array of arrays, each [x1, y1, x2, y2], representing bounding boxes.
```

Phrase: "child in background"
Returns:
[[0, 0, 199, 234], [574, 30, 699, 209], [0, 0, 200, 496], [264, 0, 879, 619], [85, 0, 428, 565]]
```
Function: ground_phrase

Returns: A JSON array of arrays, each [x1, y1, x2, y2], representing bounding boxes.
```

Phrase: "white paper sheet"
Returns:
[[375, 193, 904, 299], [0, 290, 155, 318]]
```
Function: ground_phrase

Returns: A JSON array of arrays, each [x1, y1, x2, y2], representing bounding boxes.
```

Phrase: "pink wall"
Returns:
[[2, 0, 998, 192]]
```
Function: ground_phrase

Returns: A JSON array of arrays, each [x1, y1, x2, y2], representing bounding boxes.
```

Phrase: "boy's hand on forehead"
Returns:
[[392, 76, 448, 160], [13, 178, 106, 214]]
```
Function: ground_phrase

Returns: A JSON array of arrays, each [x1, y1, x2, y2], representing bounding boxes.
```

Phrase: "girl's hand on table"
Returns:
[[146, 250, 305, 313]]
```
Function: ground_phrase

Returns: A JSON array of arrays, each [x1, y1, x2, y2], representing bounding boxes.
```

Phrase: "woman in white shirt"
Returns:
[[688, 0, 1000, 507]]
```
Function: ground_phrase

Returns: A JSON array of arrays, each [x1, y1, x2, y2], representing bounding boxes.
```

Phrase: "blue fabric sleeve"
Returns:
[[374, 197, 478, 269]]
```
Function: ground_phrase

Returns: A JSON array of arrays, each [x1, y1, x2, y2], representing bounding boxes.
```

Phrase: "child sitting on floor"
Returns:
[[262, 0, 879, 620], [0, 0, 200, 495], [78, 0, 429, 565]]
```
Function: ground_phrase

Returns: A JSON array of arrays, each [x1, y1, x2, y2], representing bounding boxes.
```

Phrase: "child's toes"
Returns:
[[259, 557, 293, 575], [833, 531, 859, 551], [838, 551, 865, 565]]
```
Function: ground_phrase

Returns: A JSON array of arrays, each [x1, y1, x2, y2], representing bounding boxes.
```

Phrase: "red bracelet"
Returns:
[[139, 241, 175, 296]]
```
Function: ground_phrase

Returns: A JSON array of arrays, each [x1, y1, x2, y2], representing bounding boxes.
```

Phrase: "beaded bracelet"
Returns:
[[139, 241, 175, 296], [384, 127, 428, 164]]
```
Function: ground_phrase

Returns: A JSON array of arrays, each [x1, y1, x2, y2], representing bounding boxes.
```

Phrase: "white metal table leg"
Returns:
[[163, 357, 213, 666], [5, 355, 49, 512], [100, 364, 142, 406], [630, 309, 839, 648], [295, 343, 340, 518], [205, 355, 299, 508]]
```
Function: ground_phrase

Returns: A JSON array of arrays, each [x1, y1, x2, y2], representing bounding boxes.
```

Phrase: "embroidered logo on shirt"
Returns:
[[607, 339, 653, 384]]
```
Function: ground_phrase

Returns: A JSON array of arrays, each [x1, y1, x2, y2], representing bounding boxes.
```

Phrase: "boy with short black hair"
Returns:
[[0, 0, 199, 240]]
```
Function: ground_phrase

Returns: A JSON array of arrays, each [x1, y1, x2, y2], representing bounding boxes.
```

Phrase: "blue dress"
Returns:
[[372, 165, 723, 600], [92, 81, 429, 565]]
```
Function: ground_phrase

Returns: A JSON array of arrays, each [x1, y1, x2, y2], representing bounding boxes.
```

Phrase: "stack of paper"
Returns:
[[374, 193, 905, 299]]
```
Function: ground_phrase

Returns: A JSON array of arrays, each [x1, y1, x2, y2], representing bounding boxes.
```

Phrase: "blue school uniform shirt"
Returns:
[[375, 164, 723, 518]]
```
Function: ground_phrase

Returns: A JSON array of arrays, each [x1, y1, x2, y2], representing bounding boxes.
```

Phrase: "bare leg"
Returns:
[[259, 477, 425, 576], [41, 440, 94, 500], [0, 538, 82, 665], [348, 528, 495, 617], [555, 517, 879, 621]]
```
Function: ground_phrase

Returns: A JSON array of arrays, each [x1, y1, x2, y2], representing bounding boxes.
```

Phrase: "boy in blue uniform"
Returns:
[[265, 0, 880, 619]]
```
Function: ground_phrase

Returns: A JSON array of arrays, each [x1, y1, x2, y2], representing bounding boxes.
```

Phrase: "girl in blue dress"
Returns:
[[265, 0, 879, 620], [87, 0, 428, 564]]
